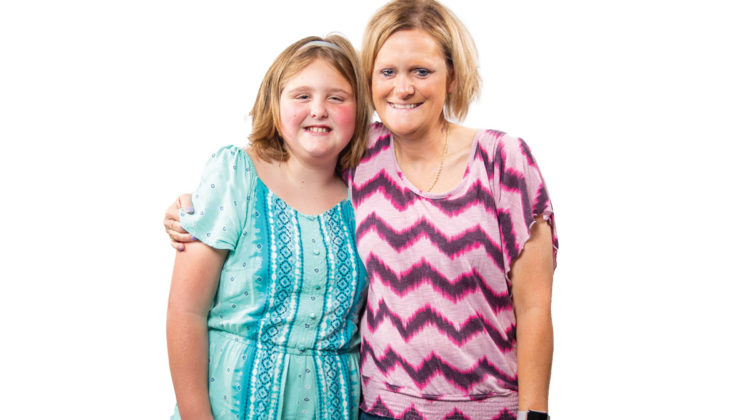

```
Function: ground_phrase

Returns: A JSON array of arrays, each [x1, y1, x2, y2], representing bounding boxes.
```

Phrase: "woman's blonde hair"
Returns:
[[361, 0, 481, 121], [249, 35, 371, 170]]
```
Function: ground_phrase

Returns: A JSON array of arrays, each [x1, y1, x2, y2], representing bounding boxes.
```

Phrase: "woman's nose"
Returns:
[[394, 75, 415, 97]]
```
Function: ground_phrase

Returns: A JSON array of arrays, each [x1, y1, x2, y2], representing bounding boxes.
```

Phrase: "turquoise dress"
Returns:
[[172, 146, 367, 420]]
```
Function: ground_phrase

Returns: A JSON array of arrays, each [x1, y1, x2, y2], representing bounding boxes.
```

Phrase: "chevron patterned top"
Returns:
[[349, 123, 558, 420]]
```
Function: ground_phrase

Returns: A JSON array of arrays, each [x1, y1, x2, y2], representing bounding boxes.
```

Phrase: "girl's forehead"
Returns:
[[282, 58, 352, 90]]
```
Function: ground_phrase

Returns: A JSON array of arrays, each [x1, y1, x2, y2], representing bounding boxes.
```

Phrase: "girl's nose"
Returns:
[[310, 98, 328, 119]]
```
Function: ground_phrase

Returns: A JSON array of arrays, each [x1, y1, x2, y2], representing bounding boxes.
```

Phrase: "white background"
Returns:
[[1, 1, 748, 418]]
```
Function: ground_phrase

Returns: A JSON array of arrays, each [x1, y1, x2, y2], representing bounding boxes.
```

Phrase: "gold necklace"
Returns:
[[425, 125, 449, 193]]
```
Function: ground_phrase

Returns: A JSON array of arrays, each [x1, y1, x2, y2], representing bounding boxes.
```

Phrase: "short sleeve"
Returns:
[[494, 134, 558, 273], [179, 145, 254, 251]]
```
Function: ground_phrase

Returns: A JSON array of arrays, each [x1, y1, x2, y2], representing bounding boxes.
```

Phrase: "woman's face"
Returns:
[[278, 58, 356, 166], [371, 29, 452, 140]]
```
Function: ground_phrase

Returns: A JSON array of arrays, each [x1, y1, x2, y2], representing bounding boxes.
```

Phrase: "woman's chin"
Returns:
[[380, 120, 421, 139]]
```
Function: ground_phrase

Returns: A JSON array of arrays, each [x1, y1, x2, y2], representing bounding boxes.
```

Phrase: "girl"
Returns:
[[167, 35, 370, 420]]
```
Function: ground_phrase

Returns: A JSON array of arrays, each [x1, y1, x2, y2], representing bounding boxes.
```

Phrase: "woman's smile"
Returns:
[[388, 102, 421, 110]]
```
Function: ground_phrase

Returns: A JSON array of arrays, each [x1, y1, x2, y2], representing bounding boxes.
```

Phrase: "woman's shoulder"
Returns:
[[354, 122, 394, 168], [474, 128, 513, 147], [474, 129, 537, 165], [367, 122, 392, 143]]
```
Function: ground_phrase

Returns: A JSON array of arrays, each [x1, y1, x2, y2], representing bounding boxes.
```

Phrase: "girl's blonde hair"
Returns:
[[250, 35, 371, 170], [361, 0, 481, 121]]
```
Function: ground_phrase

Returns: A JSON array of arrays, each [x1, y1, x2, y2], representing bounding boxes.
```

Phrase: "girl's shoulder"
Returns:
[[181, 144, 256, 251], [210, 143, 253, 167]]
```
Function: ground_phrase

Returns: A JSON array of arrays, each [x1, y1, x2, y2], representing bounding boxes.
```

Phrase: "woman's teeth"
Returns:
[[390, 103, 419, 109], [306, 127, 331, 133]]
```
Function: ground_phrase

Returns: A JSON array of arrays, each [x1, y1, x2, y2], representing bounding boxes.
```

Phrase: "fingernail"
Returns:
[[178, 245, 184, 251], [185, 206, 195, 214], [191, 235, 197, 241]]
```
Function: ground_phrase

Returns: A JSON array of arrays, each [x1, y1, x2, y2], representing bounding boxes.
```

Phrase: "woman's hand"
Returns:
[[165, 193, 196, 251]]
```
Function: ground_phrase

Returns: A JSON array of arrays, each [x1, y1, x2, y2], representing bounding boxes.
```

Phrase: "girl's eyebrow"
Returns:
[[285, 86, 311, 95], [285, 86, 352, 95], [327, 88, 352, 95]]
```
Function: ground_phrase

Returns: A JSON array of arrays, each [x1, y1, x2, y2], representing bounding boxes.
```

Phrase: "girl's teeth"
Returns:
[[307, 127, 330, 133]]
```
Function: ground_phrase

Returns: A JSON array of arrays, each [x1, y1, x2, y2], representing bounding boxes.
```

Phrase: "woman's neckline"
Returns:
[[388, 128, 483, 199]]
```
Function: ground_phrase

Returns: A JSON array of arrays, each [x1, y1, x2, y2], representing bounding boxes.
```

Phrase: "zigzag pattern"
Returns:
[[440, 408, 517, 420], [357, 214, 504, 265], [475, 130, 504, 180], [361, 340, 518, 392], [353, 126, 553, 418], [518, 139, 538, 167], [366, 300, 515, 351], [492, 411, 517, 420], [500, 168, 534, 232], [359, 131, 393, 164], [365, 397, 396, 418], [364, 397, 517, 420], [365, 257, 512, 311], [497, 208, 523, 266], [533, 183, 550, 216], [499, 167, 528, 195], [352, 171, 499, 216], [351, 169, 414, 207]]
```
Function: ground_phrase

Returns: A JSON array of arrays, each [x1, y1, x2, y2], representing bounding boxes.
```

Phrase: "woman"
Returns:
[[166, 1, 557, 419]]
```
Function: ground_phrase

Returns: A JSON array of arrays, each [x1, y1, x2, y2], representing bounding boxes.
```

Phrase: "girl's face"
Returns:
[[371, 29, 452, 140], [279, 58, 356, 166]]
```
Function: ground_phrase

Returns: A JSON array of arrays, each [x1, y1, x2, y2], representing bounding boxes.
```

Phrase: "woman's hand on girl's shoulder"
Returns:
[[165, 193, 196, 251]]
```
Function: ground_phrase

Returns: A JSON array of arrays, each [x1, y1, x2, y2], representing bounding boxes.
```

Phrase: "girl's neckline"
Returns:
[[240, 147, 348, 219], [389, 128, 483, 199]]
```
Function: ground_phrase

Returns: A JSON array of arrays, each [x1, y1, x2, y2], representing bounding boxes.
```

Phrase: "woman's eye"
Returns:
[[380, 68, 394, 77], [415, 68, 431, 77]]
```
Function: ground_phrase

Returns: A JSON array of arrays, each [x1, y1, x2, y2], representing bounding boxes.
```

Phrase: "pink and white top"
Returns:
[[349, 123, 558, 420]]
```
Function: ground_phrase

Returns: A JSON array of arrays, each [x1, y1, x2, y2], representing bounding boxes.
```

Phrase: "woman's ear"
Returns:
[[447, 68, 456, 93]]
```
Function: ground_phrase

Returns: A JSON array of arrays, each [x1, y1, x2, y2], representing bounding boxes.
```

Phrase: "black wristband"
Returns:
[[527, 410, 549, 420]]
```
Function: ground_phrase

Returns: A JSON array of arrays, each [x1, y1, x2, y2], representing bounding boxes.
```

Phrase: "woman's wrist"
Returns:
[[517, 410, 550, 420]]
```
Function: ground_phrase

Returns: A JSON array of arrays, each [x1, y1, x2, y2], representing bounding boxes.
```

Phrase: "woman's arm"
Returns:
[[167, 241, 227, 420], [510, 216, 555, 413], [164, 194, 197, 251]]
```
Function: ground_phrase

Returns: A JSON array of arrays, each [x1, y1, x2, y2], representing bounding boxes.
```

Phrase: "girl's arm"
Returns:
[[510, 216, 555, 413], [167, 241, 227, 420]]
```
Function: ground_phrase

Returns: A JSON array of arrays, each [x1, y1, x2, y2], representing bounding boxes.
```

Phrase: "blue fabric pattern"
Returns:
[[172, 146, 367, 420]]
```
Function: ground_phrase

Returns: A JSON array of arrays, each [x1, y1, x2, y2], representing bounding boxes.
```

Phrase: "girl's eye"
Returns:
[[297, 94, 310, 100], [330, 96, 343, 102]]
